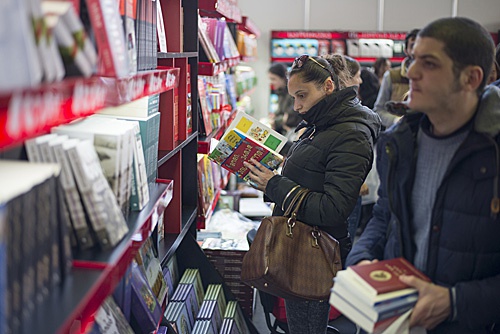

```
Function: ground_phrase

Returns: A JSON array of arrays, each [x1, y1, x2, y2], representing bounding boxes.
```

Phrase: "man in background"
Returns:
[[373, 28, 419, 128]]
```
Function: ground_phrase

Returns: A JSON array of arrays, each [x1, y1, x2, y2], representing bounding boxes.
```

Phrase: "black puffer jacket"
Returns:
[[265, 87, 381, 260]]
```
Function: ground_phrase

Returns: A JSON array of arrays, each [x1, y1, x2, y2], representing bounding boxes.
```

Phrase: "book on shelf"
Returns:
[[0, 0, 43, 90], [198, 15, 220, 63], [224, 300, 250, 334], [0, 161, 65, 333], [164, 301, 193, 334], [53, 117, 136, 217], [92, 296, 135, 334], [187, 64, 193, 134], [42, 0, 97, 77], [84, 0, 129, 78], [63, 138, 129, 249], [329, 257, 430, 334], [135, 237, 168, 307], [179, 268, 205, 308], [156, 0, 167, 52], [171, 283, 200, 329], [197, 299, 223, 334], [119, 0, 138, 75], [208, 111, 287, 182], [197, 154, 216, 223], [130, 260, 162, 334], [192, 320, 215, 334], [198, 78, 214, 136], [27, 0, 60, 83]]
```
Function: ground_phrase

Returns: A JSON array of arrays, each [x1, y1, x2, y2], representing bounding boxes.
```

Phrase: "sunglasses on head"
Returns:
[[292, 54, 339, 88], [292, 55, 333, 76]]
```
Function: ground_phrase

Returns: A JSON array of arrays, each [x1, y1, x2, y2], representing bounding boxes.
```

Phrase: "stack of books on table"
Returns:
[[329, 257, 430, 334]]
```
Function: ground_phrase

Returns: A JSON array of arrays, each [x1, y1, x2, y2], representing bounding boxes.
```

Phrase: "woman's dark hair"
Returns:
[[268, 62, 288, 80], [344, 55, 361, 78], [373, 57, 389, 78], [358, 69, 380, 109], [288, 54, 349, 91], [405, 29, 420, 48], [419, 17, 494, 93]]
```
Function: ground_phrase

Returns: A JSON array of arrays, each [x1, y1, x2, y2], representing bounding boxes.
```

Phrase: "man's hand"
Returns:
[[399, 275, 451, 330]]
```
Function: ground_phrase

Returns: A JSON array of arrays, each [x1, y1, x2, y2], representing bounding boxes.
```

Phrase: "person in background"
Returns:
[[373, 29, 420, 128], [343, 55, 363, 87], [490, 43, 500, 87], [347, 17, 500, 333], [268, 63, 301, 136], [358, 69, 381, 109], [373, 57, 391, 84], [244, 54, 381, 334]]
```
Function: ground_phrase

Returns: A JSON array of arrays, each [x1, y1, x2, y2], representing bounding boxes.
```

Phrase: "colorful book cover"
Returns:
[[208, 129, 283, 182], [93, 296, 135, 334], [130, 261, 162, 334]]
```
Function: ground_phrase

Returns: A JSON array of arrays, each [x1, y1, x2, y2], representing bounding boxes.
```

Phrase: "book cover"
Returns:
[[93, 296, 135, 334], [119, 0, 138, 75], [164, 301, 192, 334], [198, 78, 213, 135], [156, 0, 167, 52], [84, 0, 129, 78], [130, 261, 162, 334], [113, 264, 132, 322], [208, 129, 283, 182], [346, 257, 430, 296]]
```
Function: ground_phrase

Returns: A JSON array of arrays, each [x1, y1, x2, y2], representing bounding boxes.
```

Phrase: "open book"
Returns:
[[208, 111, 287, 181]]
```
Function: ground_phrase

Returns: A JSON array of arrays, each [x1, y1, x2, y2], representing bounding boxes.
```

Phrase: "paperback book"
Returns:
[[208, 111, 287, 182]]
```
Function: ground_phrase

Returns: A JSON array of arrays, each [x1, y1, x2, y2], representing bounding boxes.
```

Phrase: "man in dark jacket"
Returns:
[[346, 17, 500, 333]]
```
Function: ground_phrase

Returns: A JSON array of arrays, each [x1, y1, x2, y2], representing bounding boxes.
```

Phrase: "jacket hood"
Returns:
[[300, 86, 381, 141], [473, 85, 500, 137]]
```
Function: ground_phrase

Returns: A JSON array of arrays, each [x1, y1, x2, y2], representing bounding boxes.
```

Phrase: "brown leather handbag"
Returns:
[[241, 188, 342, 301]]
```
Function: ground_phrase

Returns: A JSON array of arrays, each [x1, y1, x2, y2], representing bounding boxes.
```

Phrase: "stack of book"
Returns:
[[329, 257, 430, 334], [220, 300, 251, 334]]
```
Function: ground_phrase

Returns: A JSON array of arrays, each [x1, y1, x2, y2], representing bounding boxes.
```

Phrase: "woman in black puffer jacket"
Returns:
[[244, 54, 381, 334]]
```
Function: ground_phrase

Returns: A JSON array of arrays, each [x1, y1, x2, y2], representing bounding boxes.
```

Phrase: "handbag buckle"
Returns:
[[286, 215, 296, 237], [311, 227, 321, 248]]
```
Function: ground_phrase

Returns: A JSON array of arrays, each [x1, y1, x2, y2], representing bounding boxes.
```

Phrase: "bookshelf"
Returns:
[[0, 0, 261, 332]]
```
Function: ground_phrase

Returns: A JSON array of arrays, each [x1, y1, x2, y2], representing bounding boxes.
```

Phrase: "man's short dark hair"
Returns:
[[405, 29, 420, 48], [418, 17, 495, 93]]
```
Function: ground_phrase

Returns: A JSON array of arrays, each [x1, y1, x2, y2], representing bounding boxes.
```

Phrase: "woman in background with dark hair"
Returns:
[[373, 57, 391, 84], [268, 63, 301, 136]]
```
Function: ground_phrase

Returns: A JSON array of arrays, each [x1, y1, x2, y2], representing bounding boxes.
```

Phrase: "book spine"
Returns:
[[21, 190, 36, 326]]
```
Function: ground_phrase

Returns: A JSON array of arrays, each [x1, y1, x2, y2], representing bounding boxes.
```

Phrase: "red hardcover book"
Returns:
[[346, 257, 430, 296]]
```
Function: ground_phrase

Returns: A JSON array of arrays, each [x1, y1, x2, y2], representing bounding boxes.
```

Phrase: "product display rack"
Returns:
[[0, 0, 262, 332]]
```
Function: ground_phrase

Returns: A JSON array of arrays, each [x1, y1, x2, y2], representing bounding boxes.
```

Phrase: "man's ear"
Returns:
[[324, 77, 335, 93], [461, 65, 483, 91]]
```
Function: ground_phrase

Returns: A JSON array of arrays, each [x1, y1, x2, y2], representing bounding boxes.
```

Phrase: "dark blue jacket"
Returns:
[[346, 86, 500, 333]]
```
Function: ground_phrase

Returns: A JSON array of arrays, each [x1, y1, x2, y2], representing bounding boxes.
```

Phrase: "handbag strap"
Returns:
[[283, 188, 310, 217]]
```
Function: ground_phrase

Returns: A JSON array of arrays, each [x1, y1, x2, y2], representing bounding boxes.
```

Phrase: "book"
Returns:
[[164, 301, 192, 334], [119, 0, 138, 75], [208, 128, 284, 182], [329, 258, 431, 334], [156, 0, 167, 52], [93, 296, 135, 334], [344, 257, 430, 297], [63, 139, 129, 249], [130, 261, 162, 334], [84, 0, 129, 78], [42, 0, 97, 77], [0, 0, 43, 90], [112, 265, 132, 322]]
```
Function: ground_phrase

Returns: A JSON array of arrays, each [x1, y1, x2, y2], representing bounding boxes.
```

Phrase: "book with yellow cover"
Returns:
[[208, 111, 287, 181]]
